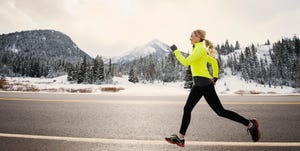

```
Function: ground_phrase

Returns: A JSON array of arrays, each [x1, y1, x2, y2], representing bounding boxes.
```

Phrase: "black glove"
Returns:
[[170, 45, 178, 52], [212, 78, 218, 85]]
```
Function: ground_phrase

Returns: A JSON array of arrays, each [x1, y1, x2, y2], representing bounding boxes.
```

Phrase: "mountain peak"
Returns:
[[148, 38, 163, 45], [112, 39, 171, 63]]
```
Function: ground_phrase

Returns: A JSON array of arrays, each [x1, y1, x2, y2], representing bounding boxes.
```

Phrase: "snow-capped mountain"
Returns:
[[112, 39, 171, 63]]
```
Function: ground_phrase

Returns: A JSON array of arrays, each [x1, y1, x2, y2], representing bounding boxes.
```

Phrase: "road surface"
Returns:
[[0, 92, 299, 151]]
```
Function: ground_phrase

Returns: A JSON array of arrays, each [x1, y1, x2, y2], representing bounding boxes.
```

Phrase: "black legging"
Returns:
[[179, 84, 250, 135]]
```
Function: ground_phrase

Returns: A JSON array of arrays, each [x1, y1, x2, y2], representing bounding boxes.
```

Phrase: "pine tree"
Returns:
[[92, 57, 98, 83], [259, 58, 266, 84], [235, 41, 240, 50], [215, 44, 220, 51], [251, 44, 259, 80], [239, 51, 247, 80], [294, 36, 300, 57], [88, 66, 94, 84], [230, 44, 234, 52], [184, 66, 193, 89], [73, 64, 79, 82], [92, 56, 104, 83], [128, 68, 139, 83], [265, 39, 270, 45], [78, 56, 87, 84], [128, 68, 134, 83], [146, 54, 156, 83], [162, 52, 176, 82], [218, 55, 224, 75], [224, 40, 230, 54], [297, 60, 300, 88], [294, 36, 300, 88], [67, 64, 74, 81], [220, 45, 226, 55], [105, 58, 113, 84], [108, 58, 113, 76], [97, 56, 104, 82]]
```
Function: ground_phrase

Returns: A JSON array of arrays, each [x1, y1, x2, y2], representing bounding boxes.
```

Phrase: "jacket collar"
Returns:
[[193, 42, 203, 48]]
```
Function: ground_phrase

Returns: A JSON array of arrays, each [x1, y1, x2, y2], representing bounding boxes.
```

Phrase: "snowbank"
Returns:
[[215, 75, 296, 95], [1, 75, 298, 96]]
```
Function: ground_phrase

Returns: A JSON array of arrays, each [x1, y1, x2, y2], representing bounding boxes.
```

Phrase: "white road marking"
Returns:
[[0, 133, 299, 147], [0, 97, 300, 105]]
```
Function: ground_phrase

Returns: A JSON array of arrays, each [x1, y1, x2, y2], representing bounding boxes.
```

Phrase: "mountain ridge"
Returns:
[[0, 29, 92, 62], [0, 29, 92, 77], [111, 39, 171, 64]]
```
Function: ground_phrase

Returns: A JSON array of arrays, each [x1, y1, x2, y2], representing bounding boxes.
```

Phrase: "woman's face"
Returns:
[[190, 32, 200, 45]]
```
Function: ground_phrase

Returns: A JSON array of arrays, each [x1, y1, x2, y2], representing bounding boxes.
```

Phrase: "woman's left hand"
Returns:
[[212, 78, 218, 85], [170, 45, 178, 52]]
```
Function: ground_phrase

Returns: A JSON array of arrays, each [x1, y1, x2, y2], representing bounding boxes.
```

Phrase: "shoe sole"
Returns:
[[252, 118, 261, 142], [177, 143, 185, 147], [165, 138, 176, 144], [165, 138, 185, 147]]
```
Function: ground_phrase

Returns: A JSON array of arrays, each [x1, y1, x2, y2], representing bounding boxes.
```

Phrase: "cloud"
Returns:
[[0, 1, 35, 30], [257, 8, 300, 42], [0, 0, 299, 57], [14, 0, 71, 21]]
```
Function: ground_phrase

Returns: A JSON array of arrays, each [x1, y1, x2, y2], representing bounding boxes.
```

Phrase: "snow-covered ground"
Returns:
[[215, 75, 296, 95], [1, 74, 299, 96]]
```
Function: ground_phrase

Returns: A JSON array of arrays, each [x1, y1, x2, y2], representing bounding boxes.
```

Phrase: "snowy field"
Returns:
[[1, 74, 298, 96]]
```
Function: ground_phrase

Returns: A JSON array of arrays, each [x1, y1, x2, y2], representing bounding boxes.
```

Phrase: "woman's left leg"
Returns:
[[179, 86, 203, 136], [203, 84, 249, 126]]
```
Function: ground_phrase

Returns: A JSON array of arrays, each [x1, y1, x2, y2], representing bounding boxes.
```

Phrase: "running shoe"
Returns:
[[165, 134, 185, 147], [247, 118, 261, 142]]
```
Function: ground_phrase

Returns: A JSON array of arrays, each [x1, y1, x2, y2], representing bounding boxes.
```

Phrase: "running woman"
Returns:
[[165, 29, 260, 147]]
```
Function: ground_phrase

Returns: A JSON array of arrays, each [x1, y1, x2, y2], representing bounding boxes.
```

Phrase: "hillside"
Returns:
[[0, 30, 91, 62], [0, 30, 92, 77], [219, 37, 300, 88]]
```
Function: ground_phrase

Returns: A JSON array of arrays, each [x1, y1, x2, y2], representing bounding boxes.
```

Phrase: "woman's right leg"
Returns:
[[203, 84, 249, 126], [179, 86, 203, 136], [202, 84, 261, 142]]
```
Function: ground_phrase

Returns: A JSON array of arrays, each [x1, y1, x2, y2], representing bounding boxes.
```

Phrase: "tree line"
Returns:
[[1, 36, 299, 89], [222, 36, 300, 88], [0, 51, 69, 78], [67, 55, 113, 84]]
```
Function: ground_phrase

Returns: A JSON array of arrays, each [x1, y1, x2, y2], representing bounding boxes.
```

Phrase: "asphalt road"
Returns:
[[0, 92, 300, 151]]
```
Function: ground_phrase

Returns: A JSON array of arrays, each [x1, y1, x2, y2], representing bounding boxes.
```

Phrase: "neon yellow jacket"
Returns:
[[174, 42, 219, 79]]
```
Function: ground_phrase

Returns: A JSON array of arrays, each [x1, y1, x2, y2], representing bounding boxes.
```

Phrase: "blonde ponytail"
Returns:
[[193, 29, 218, 58], [204, 39, 218, 58]]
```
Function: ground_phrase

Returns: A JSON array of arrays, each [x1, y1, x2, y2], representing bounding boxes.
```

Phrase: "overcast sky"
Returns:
[[1, 0, 299, 57]]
